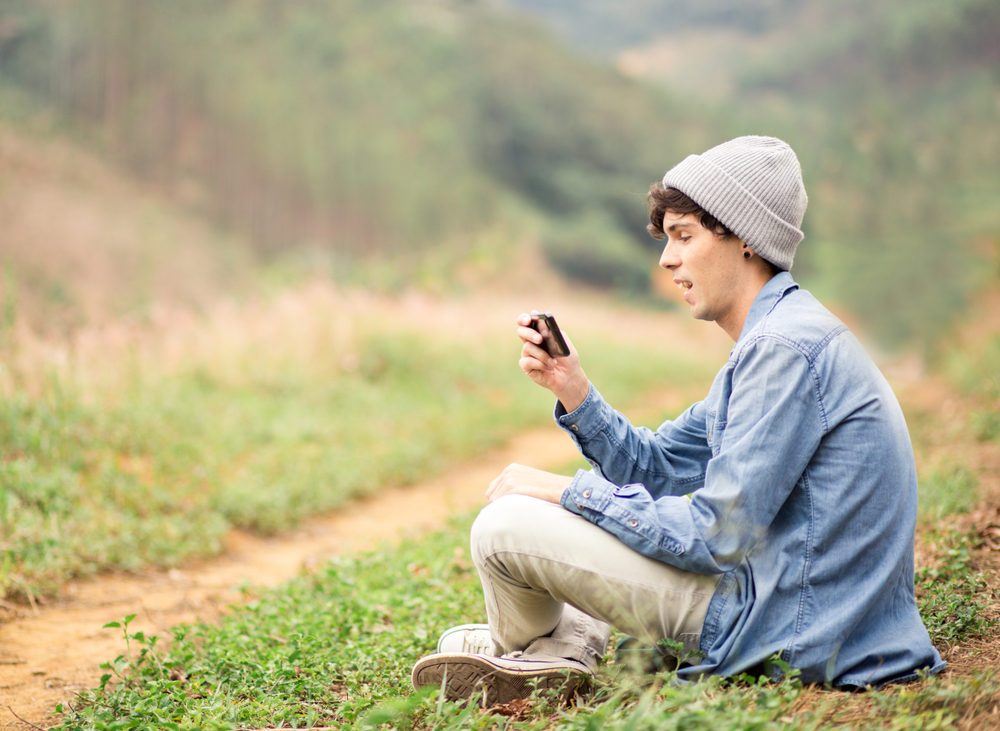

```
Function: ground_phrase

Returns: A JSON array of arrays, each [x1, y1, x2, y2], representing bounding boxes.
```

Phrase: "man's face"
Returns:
[[658, 212, 747, 333]]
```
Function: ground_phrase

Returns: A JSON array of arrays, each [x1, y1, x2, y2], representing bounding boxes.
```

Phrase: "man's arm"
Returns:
[[503, 311, 712, 504], [556, 387, 714, 498], [562, 336, 824, 575]]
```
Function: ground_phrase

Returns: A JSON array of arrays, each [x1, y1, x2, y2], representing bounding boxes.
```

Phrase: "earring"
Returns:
[[743, 251, 751, 260]]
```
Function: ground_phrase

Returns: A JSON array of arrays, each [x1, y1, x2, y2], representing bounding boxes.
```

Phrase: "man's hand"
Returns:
[[487, 463, 573, 504], [516, 312, 590, 413]]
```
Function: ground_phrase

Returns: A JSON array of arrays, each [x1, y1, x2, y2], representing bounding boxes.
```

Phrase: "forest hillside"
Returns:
[[1, 0, 997, 351]]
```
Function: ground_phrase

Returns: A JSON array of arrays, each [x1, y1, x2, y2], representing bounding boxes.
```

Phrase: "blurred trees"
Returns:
[[0, 0, 997, 350], [0, 0, 713, 296]]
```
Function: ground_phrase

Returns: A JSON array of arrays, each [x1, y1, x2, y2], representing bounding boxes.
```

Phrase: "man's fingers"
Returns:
[[486, 463, 519, 501], [517, 324, 544, 346], [522, 339, 557, 366]]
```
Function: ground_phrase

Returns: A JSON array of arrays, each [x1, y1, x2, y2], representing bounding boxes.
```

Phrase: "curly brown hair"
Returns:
[[646, 184, 734, 241]]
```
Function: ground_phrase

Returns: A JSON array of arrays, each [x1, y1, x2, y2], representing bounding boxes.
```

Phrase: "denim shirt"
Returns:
[[557, 272, 944, 688]]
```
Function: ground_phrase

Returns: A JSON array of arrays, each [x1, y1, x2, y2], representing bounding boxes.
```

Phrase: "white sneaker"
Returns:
[[436, 624, 495, 655], [411, 651, 593, 705]]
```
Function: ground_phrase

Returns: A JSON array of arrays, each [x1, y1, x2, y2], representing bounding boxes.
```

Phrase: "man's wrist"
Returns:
[[554, 375, 590, 414]]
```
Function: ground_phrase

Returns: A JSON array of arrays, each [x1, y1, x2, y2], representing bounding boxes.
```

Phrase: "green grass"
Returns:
[[53, 520, 999, 731], [915, 532, 993, 647], [0, 298, 713, 602], [917, 463, 979, 521]]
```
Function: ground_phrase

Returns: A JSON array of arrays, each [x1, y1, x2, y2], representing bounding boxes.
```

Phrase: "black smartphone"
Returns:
[[530, 312, 571, 358]]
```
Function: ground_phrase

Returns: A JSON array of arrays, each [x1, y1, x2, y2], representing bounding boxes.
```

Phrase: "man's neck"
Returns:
[[718, 270, 777, 341]]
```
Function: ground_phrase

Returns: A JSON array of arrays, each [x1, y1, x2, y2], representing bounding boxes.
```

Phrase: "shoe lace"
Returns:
[[465, 633, 496, 655]]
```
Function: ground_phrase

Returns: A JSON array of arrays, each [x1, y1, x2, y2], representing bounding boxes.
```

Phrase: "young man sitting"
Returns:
[[411, 136, 944, 704]]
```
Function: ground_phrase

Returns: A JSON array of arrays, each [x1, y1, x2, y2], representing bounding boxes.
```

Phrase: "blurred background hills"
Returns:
[[0, 0, 998, 352]]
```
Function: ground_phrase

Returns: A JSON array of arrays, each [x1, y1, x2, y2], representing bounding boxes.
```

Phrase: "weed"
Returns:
[[971, 409, 1000, 442], [915, 532, 994, 646]]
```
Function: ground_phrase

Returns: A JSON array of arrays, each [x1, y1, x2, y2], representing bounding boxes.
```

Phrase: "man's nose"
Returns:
[[659, 242, 678, 269]]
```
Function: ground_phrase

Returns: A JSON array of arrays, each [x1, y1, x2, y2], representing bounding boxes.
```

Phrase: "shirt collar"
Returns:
[[736, 271, 799, 344]]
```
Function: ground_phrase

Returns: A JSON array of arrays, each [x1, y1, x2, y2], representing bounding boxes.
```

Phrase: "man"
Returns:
[[411, 136, 944, 704]]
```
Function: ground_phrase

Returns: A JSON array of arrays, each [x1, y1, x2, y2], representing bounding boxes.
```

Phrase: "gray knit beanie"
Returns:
[[661, 135, 808, 270]]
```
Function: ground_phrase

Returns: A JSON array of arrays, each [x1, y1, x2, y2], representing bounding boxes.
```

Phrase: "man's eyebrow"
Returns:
[[665, 222, 696, 233]]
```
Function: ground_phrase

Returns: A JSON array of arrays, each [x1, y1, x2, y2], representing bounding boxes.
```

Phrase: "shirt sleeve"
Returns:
[[555, 383, 713, 498], [559, 336, 825, 575]]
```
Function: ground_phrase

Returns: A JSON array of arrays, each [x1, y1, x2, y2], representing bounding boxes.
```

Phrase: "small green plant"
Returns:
[[869, 670, 1000, 730], [915, 532, 994, 646], [98, 613, 163, 691]]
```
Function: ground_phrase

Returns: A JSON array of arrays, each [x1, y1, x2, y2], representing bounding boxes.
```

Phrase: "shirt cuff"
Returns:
[[559, 468, 609, 517], [554, 383, 609, 440]]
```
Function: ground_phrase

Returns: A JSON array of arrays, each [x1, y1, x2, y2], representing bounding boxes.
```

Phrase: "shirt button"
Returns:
[[628, 519, 639, 528], [570, 424, 579, 432], [582, 489, 591, 498]]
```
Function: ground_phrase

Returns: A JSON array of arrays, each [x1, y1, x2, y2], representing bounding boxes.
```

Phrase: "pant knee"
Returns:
[[470, 495, 537, 568]]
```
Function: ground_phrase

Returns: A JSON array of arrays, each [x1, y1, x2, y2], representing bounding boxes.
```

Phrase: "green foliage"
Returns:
[[55, 519, 1000, 730], [739, 0, 1000, 94], [868, 670, 1000, 731], [496, 0, 1000, 351], [56, 519, 486, 729], [0, 302, 712, 601], [541, 211, 653, 294], [0, 0, 710, 303], [917, 464, 978, 521], [947, 334, 1000, 402], [498, 0, 793, 56], [943, 331, 1000, 442], [971, 409, 1000, 443], [915, 532, 994, 646], [3, 0, 996, 347]]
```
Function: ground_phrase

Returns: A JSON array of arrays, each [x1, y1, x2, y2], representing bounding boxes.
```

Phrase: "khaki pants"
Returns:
[[471, 494, 720, 671]]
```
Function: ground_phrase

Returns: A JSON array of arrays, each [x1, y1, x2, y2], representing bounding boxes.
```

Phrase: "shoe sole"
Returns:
[[411, 654, 589, 705]]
